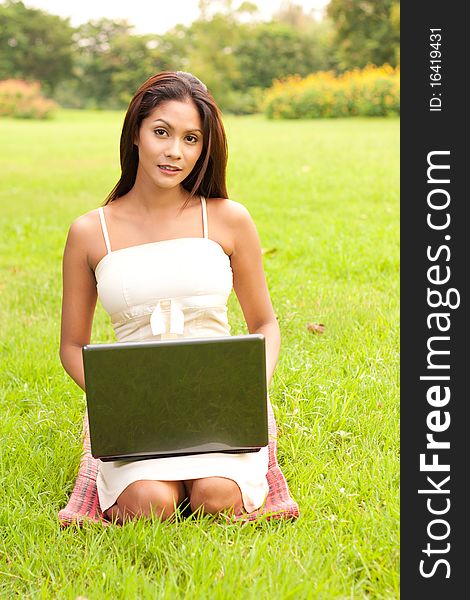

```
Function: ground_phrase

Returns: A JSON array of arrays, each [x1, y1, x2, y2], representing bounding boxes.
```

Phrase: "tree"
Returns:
[[273, 0, 317, 32], [108, 34, 178, 107], [181, 11, 244, 110], [63, 19, 190, 109], [390, 2, 400, 65], [154, 24, 195, 73], [234, 20, 336, 91], [71, 19, 135, 108], [327, 0, 400, 70], [0, 0, 74, 93], [197, 0, 258, 21]]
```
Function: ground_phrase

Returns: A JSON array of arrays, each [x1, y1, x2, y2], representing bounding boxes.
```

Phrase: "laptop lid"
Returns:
[[82, 334, 268, 461]]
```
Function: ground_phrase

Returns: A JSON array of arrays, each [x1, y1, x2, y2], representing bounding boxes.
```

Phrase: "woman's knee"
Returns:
[[190, 477, 243, 515], [117, 480, 184, 521]]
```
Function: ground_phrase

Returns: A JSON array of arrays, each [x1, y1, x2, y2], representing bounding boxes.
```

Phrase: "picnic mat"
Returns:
[[58, 401, 299, 526]]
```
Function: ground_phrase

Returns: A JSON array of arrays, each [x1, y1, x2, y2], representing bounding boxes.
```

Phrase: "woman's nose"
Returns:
[[165, 138, 182, 158]]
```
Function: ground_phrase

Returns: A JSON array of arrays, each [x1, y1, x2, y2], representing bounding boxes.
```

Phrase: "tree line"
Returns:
[[0, 0, 399, 113]]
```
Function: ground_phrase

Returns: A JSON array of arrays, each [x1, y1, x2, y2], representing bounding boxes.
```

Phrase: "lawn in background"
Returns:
[[0, 110, 399, 599]]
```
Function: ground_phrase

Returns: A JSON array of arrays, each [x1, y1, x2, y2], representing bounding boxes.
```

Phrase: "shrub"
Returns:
[[222, 87, 265, 116], [262, 65, 400, 119], [0, 79, 58, 119]]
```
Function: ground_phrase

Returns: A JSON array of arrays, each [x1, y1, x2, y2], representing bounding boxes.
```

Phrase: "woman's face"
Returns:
[[135, 99, 204, 191]]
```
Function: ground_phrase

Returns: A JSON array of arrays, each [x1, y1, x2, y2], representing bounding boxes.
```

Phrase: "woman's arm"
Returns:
[[59, 216, 98, 391], [229, 203, 281, 387]]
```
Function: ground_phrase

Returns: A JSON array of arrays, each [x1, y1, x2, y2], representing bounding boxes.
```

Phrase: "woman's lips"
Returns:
[[158, 165, 182, 176]]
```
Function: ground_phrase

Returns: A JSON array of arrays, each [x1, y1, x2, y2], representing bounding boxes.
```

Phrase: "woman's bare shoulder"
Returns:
[[206, 197, 253, 226], [206, 198, 258, 257], [66, 208, 102, 248]]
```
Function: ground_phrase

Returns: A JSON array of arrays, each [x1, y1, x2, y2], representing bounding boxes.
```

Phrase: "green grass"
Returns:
[[0, 110, 399, 599]]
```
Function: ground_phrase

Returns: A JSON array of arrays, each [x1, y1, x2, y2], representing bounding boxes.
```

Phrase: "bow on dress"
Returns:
[[150, 299, 185, 337]]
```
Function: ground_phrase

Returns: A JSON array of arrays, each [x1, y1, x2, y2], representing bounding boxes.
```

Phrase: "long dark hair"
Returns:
[[104, 71, 228, 206]]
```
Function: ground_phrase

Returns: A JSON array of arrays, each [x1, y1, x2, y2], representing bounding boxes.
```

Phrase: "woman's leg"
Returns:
[[105, 480, 186, 523], [187, 477, 243, 516]]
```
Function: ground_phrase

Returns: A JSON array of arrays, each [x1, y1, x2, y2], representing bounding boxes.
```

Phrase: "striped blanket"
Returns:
[[58, 402, 299, 525]]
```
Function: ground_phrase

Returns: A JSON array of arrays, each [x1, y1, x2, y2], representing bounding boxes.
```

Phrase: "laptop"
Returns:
[[82, 334, 268, 461]]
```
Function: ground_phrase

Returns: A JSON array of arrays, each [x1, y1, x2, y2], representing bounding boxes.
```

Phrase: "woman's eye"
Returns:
[[154, 128, 167, 136], [186, 135, 199, 143]]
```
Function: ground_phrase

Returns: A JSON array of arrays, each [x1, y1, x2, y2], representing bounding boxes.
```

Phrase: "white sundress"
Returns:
[[94, 196, 269, 513]]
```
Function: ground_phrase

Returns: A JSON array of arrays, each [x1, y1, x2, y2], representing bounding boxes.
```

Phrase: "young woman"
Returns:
[[60, 71, 280, 523]]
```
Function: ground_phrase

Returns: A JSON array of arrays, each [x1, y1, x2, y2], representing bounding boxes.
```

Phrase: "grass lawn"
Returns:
[[0, 110, 399, 599]]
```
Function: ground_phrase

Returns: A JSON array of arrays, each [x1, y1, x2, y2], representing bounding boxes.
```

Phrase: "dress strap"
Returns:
[[98, 206, 112, 254], [200, 196, 208, 239]]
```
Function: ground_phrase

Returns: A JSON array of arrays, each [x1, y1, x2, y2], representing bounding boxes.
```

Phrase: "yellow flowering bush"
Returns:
[[0, 79, 58, 119], [262, 65, 400, 119]]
